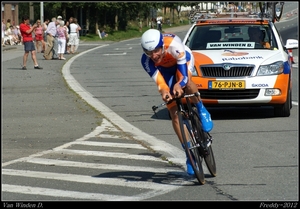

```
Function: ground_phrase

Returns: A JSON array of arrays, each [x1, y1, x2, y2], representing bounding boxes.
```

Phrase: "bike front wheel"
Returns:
[[179, 113, 205, 184], [191, 107, 217, 177]]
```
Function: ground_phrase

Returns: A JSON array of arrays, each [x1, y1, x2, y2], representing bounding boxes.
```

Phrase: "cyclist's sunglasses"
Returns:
[[143, 46, 163, 57]]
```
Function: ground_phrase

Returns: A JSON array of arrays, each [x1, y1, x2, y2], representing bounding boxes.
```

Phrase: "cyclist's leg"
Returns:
[[167, 103, 194, 175], [182, 51, 204, 107], [168, 104, 183, 143], [184, 73, 213, 132]]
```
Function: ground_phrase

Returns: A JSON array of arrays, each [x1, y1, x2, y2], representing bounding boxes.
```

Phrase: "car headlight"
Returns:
[[256, 61, 284, 76], [191, 66, 198, 76]]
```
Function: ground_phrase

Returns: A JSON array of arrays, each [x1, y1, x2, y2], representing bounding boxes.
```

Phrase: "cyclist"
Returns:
[[140, 29, 213, 175]]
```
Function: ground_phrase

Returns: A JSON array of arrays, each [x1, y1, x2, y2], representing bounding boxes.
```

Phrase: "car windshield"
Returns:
[[186, 24, 278, 50]]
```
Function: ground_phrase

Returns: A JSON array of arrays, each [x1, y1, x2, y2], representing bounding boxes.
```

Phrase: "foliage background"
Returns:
[[18, 2, 216, 35]]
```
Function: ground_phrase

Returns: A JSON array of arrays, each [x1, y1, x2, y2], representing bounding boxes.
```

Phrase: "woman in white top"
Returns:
[[68, 18, 80, 54], [73, 18, 81, 53]]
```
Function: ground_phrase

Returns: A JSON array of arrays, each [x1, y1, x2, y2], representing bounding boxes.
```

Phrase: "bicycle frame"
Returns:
[[152, 92, 216, 184], [152, 92, 212, 156]]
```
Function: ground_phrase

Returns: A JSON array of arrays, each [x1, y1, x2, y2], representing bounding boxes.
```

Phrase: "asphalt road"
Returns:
[[2, 3, 299, 202]]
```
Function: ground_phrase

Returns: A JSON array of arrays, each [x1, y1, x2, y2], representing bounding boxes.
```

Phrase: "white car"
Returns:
[[183, 17, 298, 117]]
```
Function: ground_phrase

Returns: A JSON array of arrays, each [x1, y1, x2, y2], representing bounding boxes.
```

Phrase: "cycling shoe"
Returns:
[[196, 101, 213, 132], [186, 158, 195, 175]]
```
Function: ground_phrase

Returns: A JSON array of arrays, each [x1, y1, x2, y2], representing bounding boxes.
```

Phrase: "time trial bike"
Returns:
[[152, 92, 216, 184]]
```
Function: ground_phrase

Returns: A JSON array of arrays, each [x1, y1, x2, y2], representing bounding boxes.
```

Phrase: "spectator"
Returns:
[[43, 17, 60, 60], [33, 19, 45, 52], [12, 25, 21, 45], [19, 15, 43, 70], [52, 15, 63, 58], [42, 19, 50, 42], [2, 19, 6, 47], [66, 17, 73, 54], [68, 17, 80, 54], [5, 25, 17, 45], [73, 18, 81, 53], [6, 19, 11, 29], [156, 17, 162, 32], [248, 27, 271, 48], [57, 20, 67, 60], [64, 20, 70, 54], [100, 29, 108, 38]]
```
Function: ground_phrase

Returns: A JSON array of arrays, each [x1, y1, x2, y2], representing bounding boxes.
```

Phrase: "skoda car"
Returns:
[[182, 18, 298, 117]]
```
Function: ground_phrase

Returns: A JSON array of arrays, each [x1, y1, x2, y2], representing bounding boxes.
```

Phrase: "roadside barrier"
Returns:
[[288, 49, 295, 64]]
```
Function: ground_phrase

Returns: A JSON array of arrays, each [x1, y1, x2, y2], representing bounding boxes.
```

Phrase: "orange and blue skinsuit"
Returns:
[[141, 33, 194, 101]]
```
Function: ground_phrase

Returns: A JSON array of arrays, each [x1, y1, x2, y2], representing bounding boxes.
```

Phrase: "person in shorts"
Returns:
[[19, 15, 43, 70], [34, 19, 45, 53]]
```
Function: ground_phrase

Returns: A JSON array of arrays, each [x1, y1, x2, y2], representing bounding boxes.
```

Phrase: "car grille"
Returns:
[[199, 89, 260, 100], [198, 64, 258, 100], [201, 64, 255, 77]]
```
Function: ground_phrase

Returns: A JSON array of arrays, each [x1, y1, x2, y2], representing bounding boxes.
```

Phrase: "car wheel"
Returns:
[[274, 88, 291, 117]]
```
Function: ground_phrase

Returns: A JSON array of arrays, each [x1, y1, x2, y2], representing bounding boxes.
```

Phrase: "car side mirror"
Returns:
[[285, 39, 298, 50]]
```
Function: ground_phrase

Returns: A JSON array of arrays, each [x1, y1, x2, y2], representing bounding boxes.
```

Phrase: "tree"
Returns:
[[18, 2, 174, 34]]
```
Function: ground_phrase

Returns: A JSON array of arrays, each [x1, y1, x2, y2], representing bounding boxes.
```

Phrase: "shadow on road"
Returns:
[[93, 170, 208, 186], [150, 106, 276, 121]]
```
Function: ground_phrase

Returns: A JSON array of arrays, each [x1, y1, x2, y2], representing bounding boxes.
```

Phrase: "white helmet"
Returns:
[[141, 29, 164, 52]]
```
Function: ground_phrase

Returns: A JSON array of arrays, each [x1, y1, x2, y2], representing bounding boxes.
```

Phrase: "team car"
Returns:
[[182, 17, 298, 117]]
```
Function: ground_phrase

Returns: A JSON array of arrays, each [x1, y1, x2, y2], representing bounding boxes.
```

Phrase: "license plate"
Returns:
[[209, 80, 245, 89]]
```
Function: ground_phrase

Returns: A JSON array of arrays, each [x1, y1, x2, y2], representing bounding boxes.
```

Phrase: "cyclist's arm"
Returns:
[[141, 55, 170, 93], [169, 36, 189, 88], [177, 61, 189, 88]]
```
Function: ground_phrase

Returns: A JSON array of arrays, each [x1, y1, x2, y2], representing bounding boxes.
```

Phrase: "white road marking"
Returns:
[[103, 52, 127, 56], [50, 149, 167, 162], [2, 184, 136, 201], [15, 158, 184, 173], [72, 141, 148, 149], [2, 169, 182, 190], [114, 47, 132, 50], [2, 116, 190, 200]]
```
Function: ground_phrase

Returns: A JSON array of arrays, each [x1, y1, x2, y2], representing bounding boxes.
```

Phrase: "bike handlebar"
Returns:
[[152, 92, 200, 112]]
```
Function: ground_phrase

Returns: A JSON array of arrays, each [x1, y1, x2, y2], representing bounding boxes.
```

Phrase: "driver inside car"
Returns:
[[248, 27, 271, 48]]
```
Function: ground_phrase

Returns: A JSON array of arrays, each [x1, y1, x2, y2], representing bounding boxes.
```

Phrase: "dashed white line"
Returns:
[[18, 158, 183, 173], [2, 169, 181, 190], [2, 184, 132, 201], [50, 149, 166, 162]]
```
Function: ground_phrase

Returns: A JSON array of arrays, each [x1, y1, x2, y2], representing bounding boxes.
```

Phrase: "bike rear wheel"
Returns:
[[191, 107, 217, 177], [178, 112, 205, 184], [202, 132, 217, 177]]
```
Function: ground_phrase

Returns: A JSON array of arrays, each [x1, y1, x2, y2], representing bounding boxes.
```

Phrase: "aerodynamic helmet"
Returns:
[[141, 29, 164, 55]]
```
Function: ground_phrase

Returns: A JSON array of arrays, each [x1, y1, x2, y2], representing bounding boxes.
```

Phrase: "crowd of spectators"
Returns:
[[2, 16, 81, 56], [2, 19, 22, 46]]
